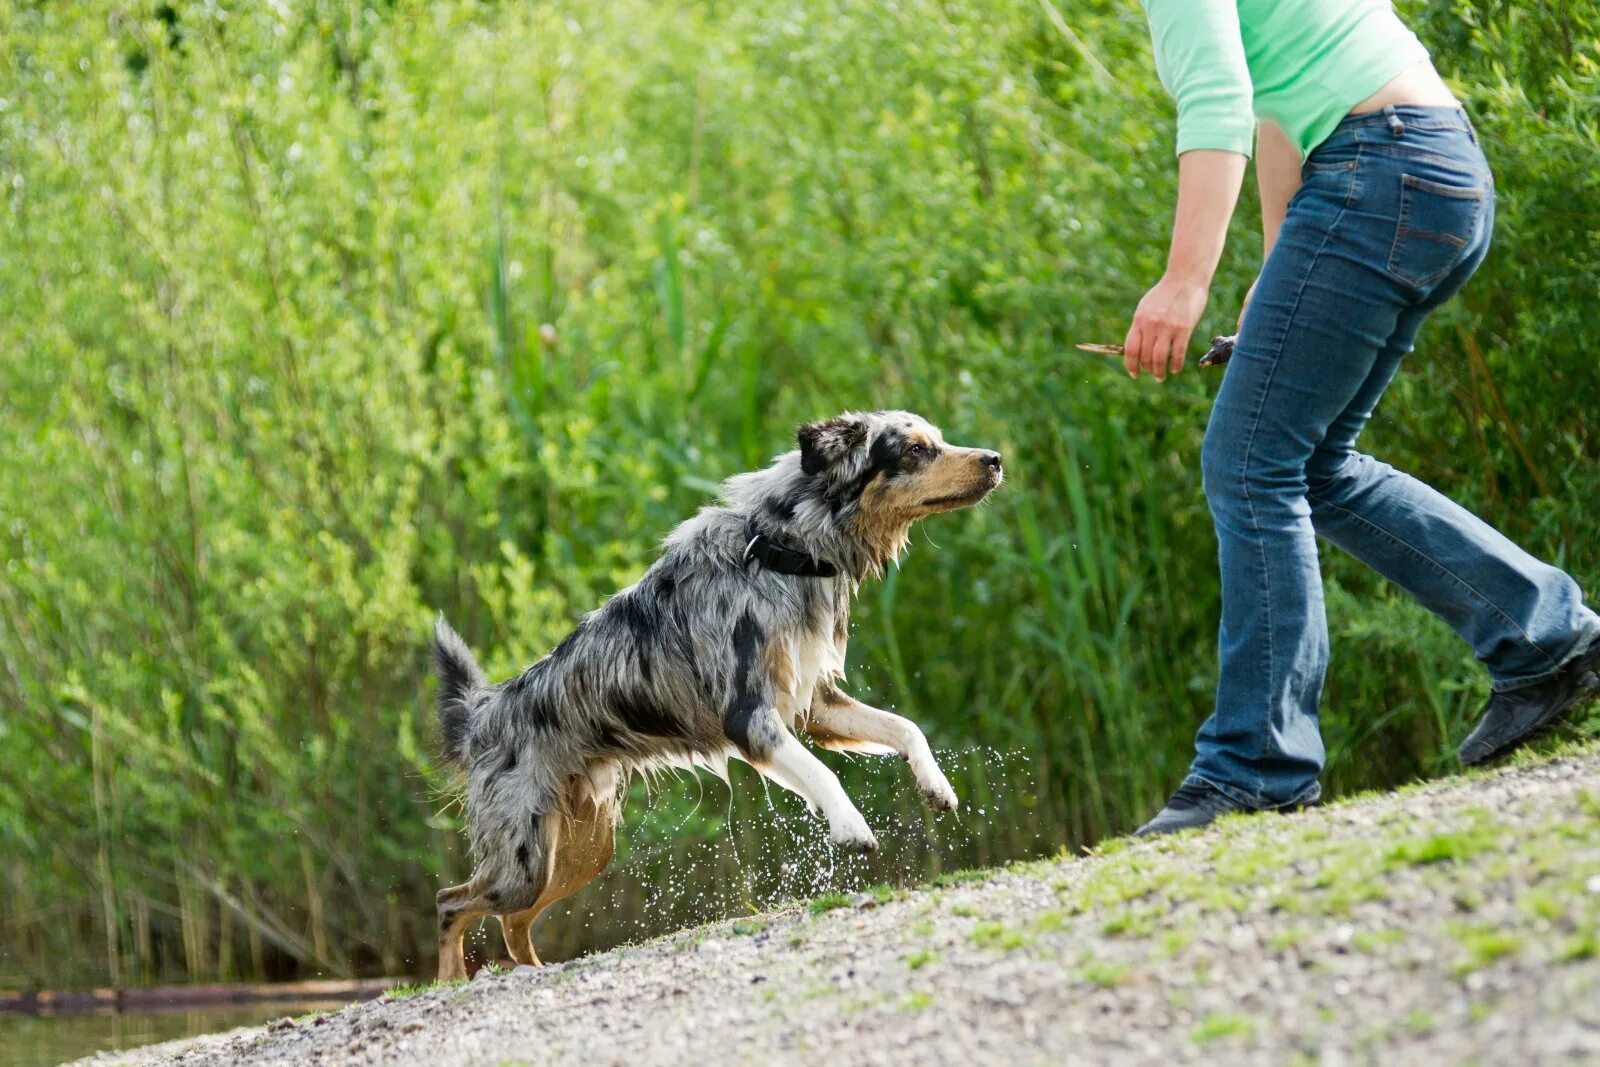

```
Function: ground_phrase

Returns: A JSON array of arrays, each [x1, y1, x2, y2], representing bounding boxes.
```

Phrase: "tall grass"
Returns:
[[1, 0, 1596, 988]]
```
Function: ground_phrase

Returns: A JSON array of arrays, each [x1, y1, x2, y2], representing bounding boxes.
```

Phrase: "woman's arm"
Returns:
[[1124, 150, 1247, 381], [1126, 0, 1254, 381]]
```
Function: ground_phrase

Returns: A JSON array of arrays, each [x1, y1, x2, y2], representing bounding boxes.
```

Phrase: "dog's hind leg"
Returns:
[[805, 682, 959, 813], [748, 727, 878, 853], [436, 882, 491, 982], [440, 802, 562, 979], [495, 790, 618, 967], [497, 911, 540, 967]]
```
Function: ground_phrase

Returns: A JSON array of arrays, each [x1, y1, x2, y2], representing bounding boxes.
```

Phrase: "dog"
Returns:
[[431, 411, 1003, 978]]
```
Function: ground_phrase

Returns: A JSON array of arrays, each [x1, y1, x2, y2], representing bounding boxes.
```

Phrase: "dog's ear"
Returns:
[[797, 415, 868, 476]]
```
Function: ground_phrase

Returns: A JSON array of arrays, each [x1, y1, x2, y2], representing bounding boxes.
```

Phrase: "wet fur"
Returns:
[[430, 411, 1002, 977]]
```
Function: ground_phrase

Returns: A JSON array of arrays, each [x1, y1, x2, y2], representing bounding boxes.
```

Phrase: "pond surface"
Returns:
[[0, 999, 353, 1067]]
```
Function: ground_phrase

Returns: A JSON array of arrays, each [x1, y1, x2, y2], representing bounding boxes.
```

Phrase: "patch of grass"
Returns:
[[1449, 924, 1522, 976], [1351, 928, 1407, 954], [1577, 790, 1600, 819], [731, 919, 768, 936], [1517, 888, 1565, 923], [1405, 1009, 1435, 1033], [386, 976, 465, 999], [970, 920, 1029, 952], [1034, 909, 1068, 934], [950, 904, 980, 918], [1555, 928, 1598, 963], [1384, 828, 1498, 868], [909, 917, 936, 937], [905, 948, 939, 970], [808, 891, 852, 916], [902, 990, 933, 1012], [1269, 927, 1310, 952], [931, 868, 991, 889], [1158, 926, 1195, 957], [1080, 961, 1129, 989], [863, 883, 899, 905], [1191, 1012, 1256, 1045], [1101, 908, 1157, 939]]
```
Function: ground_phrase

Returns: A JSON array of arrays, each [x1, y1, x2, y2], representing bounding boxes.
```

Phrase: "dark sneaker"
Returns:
[[1134, 779, 1321, 837], [1458, 639, 1600, 767], [1134, 780, 1243, 836]]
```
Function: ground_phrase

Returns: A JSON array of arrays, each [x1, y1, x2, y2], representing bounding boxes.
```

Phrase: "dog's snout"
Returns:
[[979, 451, 1002, 472]]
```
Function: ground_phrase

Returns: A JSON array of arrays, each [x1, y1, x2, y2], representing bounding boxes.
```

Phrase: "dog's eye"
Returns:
[[908, 444, 925, 456]]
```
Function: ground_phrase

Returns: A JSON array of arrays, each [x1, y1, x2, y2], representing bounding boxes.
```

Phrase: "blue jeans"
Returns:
[[1190, 105, 1600, 809]]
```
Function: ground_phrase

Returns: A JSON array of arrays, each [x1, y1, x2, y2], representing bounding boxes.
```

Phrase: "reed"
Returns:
[[1, 0, 1595, 989]]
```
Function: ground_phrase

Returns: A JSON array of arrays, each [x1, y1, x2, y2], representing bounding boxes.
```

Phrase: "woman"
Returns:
[[1127, 0, 1600, 835]]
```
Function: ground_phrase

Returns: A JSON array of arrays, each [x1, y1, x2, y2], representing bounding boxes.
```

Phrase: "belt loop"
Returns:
[[1385, 105, 1405, 138]]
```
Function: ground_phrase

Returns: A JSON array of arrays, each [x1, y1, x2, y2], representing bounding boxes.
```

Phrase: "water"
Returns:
[[0, 1000, 354, 1067], [498, 746, 1069, 964]]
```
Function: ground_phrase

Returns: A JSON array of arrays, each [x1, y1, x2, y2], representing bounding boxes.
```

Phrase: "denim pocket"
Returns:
[[1386, 173, 1486, 289]]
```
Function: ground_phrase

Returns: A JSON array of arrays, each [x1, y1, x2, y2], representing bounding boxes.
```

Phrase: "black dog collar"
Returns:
[[742, 522, 838, 578]]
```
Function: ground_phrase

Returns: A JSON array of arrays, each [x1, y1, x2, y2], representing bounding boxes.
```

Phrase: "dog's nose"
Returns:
[[979, 451, 1002, 471]]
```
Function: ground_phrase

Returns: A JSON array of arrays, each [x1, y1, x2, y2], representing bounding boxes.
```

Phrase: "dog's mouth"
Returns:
[[920, 470, 1002, 511]]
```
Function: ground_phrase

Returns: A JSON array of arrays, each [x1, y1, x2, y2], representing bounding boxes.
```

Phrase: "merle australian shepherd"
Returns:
[[430, 411, 1003, 978]]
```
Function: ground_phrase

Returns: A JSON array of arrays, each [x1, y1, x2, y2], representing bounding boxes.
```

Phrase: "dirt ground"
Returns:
[[75, 745, 1600, 1066]]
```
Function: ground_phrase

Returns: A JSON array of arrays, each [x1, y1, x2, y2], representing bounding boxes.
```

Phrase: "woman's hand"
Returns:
[[1122, 149, 1246, 383], [1124, 273, 1210, 381]]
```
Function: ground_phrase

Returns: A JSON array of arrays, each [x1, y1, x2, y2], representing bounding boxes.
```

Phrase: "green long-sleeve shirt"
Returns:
[[1144, 0, 1430, 159]]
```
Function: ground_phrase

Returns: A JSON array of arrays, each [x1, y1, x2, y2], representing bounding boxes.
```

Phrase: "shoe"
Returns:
[[1458, 639, 1600, 767], [1134, 778, 1322, 838], [1134, 779, 1249, 837]]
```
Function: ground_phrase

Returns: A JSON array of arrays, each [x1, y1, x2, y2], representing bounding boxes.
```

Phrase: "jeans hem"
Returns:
[[1184, 772, 1323, 813], [1489, 624, 1600, 693]]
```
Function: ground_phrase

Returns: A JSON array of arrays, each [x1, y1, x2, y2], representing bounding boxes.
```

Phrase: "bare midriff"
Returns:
[[1350, 60, 1459, 114]]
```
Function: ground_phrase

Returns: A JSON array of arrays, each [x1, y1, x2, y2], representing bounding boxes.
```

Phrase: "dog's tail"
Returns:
[[433, 615, 486, 768]]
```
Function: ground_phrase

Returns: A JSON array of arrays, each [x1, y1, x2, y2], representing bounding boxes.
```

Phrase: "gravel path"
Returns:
[[77, 746, 1600, 1066]]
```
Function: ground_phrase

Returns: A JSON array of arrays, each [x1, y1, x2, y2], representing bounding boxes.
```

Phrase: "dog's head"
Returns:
[[797, 411, 1003, 534]]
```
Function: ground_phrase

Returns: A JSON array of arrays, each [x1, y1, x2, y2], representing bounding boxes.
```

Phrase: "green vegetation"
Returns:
[[1079, 960, 1129, 989], [1448, 924, 1522, 977], [1, 0, 1598, 989], [384, 977, 464, 1000], [1384, 829, 1499, 868], [970, 920, 1029, 952], [808, 892, 854, 917], [862, 884, 901, 906], [1191, 1012, 1257, 1045], [931, 869, 993, 890]]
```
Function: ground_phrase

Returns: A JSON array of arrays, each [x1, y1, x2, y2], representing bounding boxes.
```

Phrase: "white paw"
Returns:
[[916, 764, 959, 814], [829, 809, 879, 854]]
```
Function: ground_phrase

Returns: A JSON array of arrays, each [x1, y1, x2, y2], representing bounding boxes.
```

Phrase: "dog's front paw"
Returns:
[[921, 778, 959, 814], [829, 811, 879, 854], [916, 765, 959, 814]]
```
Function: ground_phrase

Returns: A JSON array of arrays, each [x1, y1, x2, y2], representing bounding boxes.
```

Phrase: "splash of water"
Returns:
[[479, 747, 1062, 964]]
